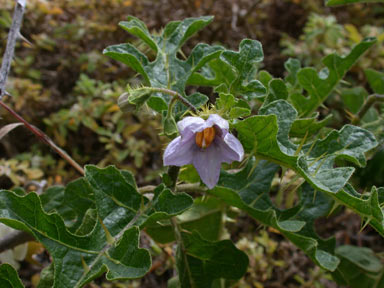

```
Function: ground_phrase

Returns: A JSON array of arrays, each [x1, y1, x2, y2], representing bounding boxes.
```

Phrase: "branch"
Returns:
[[0, 1, 26, 99], [151, 87, 198, 113], [351, 94, 384, 125], [0, 100, 85, 175], [0, 230, 34, 254], [139, 183, 204, 194], [164, 166, 195, 285]]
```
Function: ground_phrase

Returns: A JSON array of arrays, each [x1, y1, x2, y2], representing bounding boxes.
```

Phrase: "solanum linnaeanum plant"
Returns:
[[163, 113, 244, 189], [0, 10, 384, 288]]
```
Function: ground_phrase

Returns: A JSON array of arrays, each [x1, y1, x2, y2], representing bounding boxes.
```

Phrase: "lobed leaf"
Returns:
[[145, 197, 223, 243], [105, 16, 222, 114], [326, 0, 384, 5], [103, 43, 150, 84], [332, 245, 384, 287], [0, 165, 194, 288], [290, 38, 376, 116], [0, 191, 150, 288], [137, 184, 194, 229], [187, 58, 236, 88], [0, 264, 24, 288], [341, 87, 368, 114], [40, 178, 94, 232], [264, 78, 288, 105], [176, 231, 249, 288], [163, 16, 213, 54], [220, 39, 267, 100], [284, 58, 301, 88], [365, 69, 384, 94], [289, 113, 332, 138], [215, 93, 251, 119], [119, 16, 158, 52], [210, 160, 340, 271], [235, 100, 382, 235]]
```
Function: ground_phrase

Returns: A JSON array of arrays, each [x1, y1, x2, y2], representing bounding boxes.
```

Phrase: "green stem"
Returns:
[[139, 183, 204, 194], [167, 96, 178, 118], [166, 166, 195, 287], [351, 94, 384, 125], [150, 87, 197, 113]]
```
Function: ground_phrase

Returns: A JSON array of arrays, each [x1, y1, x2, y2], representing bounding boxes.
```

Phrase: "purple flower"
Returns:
[[163, 114, 244, 189]]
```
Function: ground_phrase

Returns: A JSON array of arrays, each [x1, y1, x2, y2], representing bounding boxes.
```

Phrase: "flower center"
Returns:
[[195, 127, 215, 149]]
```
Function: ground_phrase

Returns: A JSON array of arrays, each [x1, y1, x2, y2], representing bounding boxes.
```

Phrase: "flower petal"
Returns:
[[177, 116, 206, 137], [163, 135, 195, 166], [206, 114, 229, 130], [192, 144, 222, 189], [217, 132, 244, 163]]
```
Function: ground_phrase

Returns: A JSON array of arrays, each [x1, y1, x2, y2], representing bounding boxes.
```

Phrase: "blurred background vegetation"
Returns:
[[1, 0, 383, 287]]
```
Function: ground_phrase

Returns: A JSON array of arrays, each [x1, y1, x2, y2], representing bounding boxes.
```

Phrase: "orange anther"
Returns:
[[195, 127, 216, 148]]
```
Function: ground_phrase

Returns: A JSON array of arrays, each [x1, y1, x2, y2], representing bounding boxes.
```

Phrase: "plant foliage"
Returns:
[[1, 6, 383, 288]]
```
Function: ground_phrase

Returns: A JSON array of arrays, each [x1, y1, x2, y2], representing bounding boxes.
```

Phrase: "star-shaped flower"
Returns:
[[163, 114, 244, 189]]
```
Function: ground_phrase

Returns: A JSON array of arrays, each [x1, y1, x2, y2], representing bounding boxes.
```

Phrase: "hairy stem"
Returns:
[[351, 94, 384, 125], [167, 165, 180, 190], [166, 166, 194, 286], [0, 100, 84, 175], [167, 96, 178, 118], [150, 87, 198, 113], [139, 183, 204, 194]]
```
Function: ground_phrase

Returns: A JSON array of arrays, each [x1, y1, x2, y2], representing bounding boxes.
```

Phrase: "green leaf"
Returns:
[[289, 113, 332, 138], [37, 264, 54, 288], [336, 185, 384, 237], [0, 192, 150, 288], [216, 93, 236, 111], [332, 245, 384, 288], [210, 160, 340, 271], [179, 165, 201, 183], [164, 16, 213, 53], [216, 93, 251, 119], [40, 179, 95, 232], [176, 231, 249, 288], [118, 86, 154, 110], [84, 165, 142, 235], [220, 39, 267, 100], [105, 16, 223, 113], [188, 58, 236, 88], [229, 107, 251, 118], [119, 16, 158, 52], [0, 165, 194, 288], [146, 96, 168, 112], [341, 87, 368, 113], [137, 184, 194, 229], [163, 113, 178, 137], [173, 92, 208, 116], [235, 101, 298, 167], [258, 70, 273, 89], [234, 100, 381, 235], [365, 69, 384, 94], [264, 78, 288, 105], [163, 20, 182, 38], [85, 166, 192, 234], [284, 58, 301, 87], [0, 264, 24, 288], [103, 44, 150, 84], [326, 0, 384, 6], [291, 38, 376, 116], [146, 197, 223, 243]]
